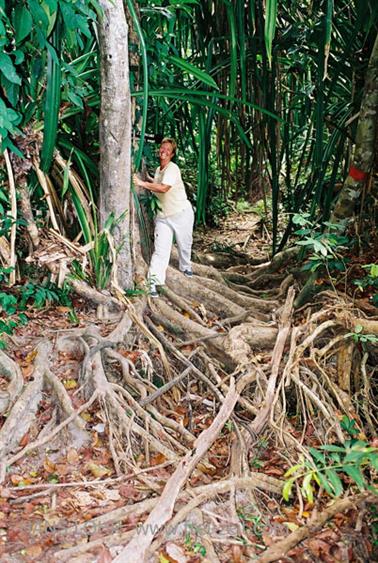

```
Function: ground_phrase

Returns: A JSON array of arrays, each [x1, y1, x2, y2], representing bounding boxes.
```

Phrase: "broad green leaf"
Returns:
[[343, 450, 367, 464], [369, 454, 378, 471], [282, 477, 295, 501], [343, 465, 366, 489], [309, 448, 326, 465], [42, 0, 58, 37], [325, 469, 343, 496], [13, 50, 25, 65], [1, 136, 23, 157], [0, 53, 21, 85], [67, 90, 84, 109], [313, 471, 334, 496], [40, 33, 61, 172], [370, 264, 378, 277], [301, 473, 314, 503], [169, 55, 218, 90], [170, 0, 199, 5], [284, 463, 304, 478], [28, 0, 49, 31], [264, 0, 278, 67], [1, 74, 20, 106], [13, 5, 33, 43], [318, 444, 346, 452]]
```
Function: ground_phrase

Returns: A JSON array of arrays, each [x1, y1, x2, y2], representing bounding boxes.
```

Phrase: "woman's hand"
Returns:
[[133, 174, 144, 188]]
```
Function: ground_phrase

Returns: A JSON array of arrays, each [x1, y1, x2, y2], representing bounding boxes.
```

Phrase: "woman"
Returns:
[[133, 138, 194, 297]]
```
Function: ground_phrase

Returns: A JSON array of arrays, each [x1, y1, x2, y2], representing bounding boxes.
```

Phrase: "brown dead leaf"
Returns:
[[25, 544, 43, 558], [43, 458, 56, 474], [196, 461, 217, 476], [43, 511, 60, 527], [95, 489, 121, 503], [67, 448, 80, 464], [55, 463, 69, 476], [10, 474, 32, 486], [91, 432, 103, 448], [21, 364, 34, 379], [19, 432, 30, 447], [73, 491, 93, 507], [25, 349, 38, 363], [86, 462, 111, 479], [150, 453, 167, 466], [119, 483, 141, 500], [56, 306, 71, 313], [263, 466, 284, 476], [307, 538, 332, 558]]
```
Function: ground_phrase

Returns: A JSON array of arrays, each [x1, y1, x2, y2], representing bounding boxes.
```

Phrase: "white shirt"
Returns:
[[154, 161, 191, 218]]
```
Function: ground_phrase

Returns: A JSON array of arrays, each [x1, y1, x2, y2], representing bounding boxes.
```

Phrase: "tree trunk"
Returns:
[[331, 31, 378, 223], [98, 0, 133, 289]]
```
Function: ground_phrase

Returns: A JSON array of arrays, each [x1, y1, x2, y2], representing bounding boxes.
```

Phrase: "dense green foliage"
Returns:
[[132, 0, 378, 249], [0, 0, 377, 262]]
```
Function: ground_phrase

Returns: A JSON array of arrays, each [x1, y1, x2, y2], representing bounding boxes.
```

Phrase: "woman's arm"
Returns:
[[133, 174, 171, 193]]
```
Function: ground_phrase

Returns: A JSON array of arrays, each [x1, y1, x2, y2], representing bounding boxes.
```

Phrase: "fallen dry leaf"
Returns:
[[67, 448, 80, 464], [63, 378, 78, 390], [19, 432, 30, 447], [10, 474, 32, 486], [25, 544, 43, 558], [86, 462, 111, 479], [150, 453, 167, 466], [43, 458, 57, 474], [73, 491, 93, 507], [119, 483, 141, 500]]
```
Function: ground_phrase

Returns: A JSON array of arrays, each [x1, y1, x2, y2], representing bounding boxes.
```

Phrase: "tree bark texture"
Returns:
[[332, 31, 378, 223], [98, 0, 133, 289]]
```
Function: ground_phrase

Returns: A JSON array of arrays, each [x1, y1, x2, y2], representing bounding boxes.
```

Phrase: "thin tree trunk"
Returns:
[[98, 0, 133, 289], [331, 31, 378, 223]]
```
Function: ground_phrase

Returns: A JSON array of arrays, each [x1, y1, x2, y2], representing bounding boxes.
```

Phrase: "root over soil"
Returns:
[[0, 246, 377, 562]]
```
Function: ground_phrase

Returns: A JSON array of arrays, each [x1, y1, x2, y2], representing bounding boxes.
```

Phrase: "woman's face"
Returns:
[[159, 142, 174, 165]]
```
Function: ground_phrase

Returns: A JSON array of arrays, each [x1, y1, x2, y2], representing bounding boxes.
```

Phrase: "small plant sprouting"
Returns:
[[345, 325, 378, 346], [282, 417, 378, 504], [292, 213, 350, 273]]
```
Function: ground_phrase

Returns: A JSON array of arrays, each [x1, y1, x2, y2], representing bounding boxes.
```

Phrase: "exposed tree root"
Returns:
[[0, 350, 23, 414], [0, 341, 51, 462], [1, 250, 376, 561]]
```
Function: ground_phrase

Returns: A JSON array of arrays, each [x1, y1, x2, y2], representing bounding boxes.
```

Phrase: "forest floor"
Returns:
[[0, 211, 377, 563]]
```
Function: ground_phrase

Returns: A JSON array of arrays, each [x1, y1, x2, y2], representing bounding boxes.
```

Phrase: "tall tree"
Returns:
[[331, 31, 378, 225], [98, 0, 133, 289]]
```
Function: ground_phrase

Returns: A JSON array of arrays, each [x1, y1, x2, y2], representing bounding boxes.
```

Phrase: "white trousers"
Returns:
[[148, 205, 194, 287]]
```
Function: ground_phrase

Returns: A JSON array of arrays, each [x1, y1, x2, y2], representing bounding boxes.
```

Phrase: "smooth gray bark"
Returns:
[[98, 0, 133, 289]]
